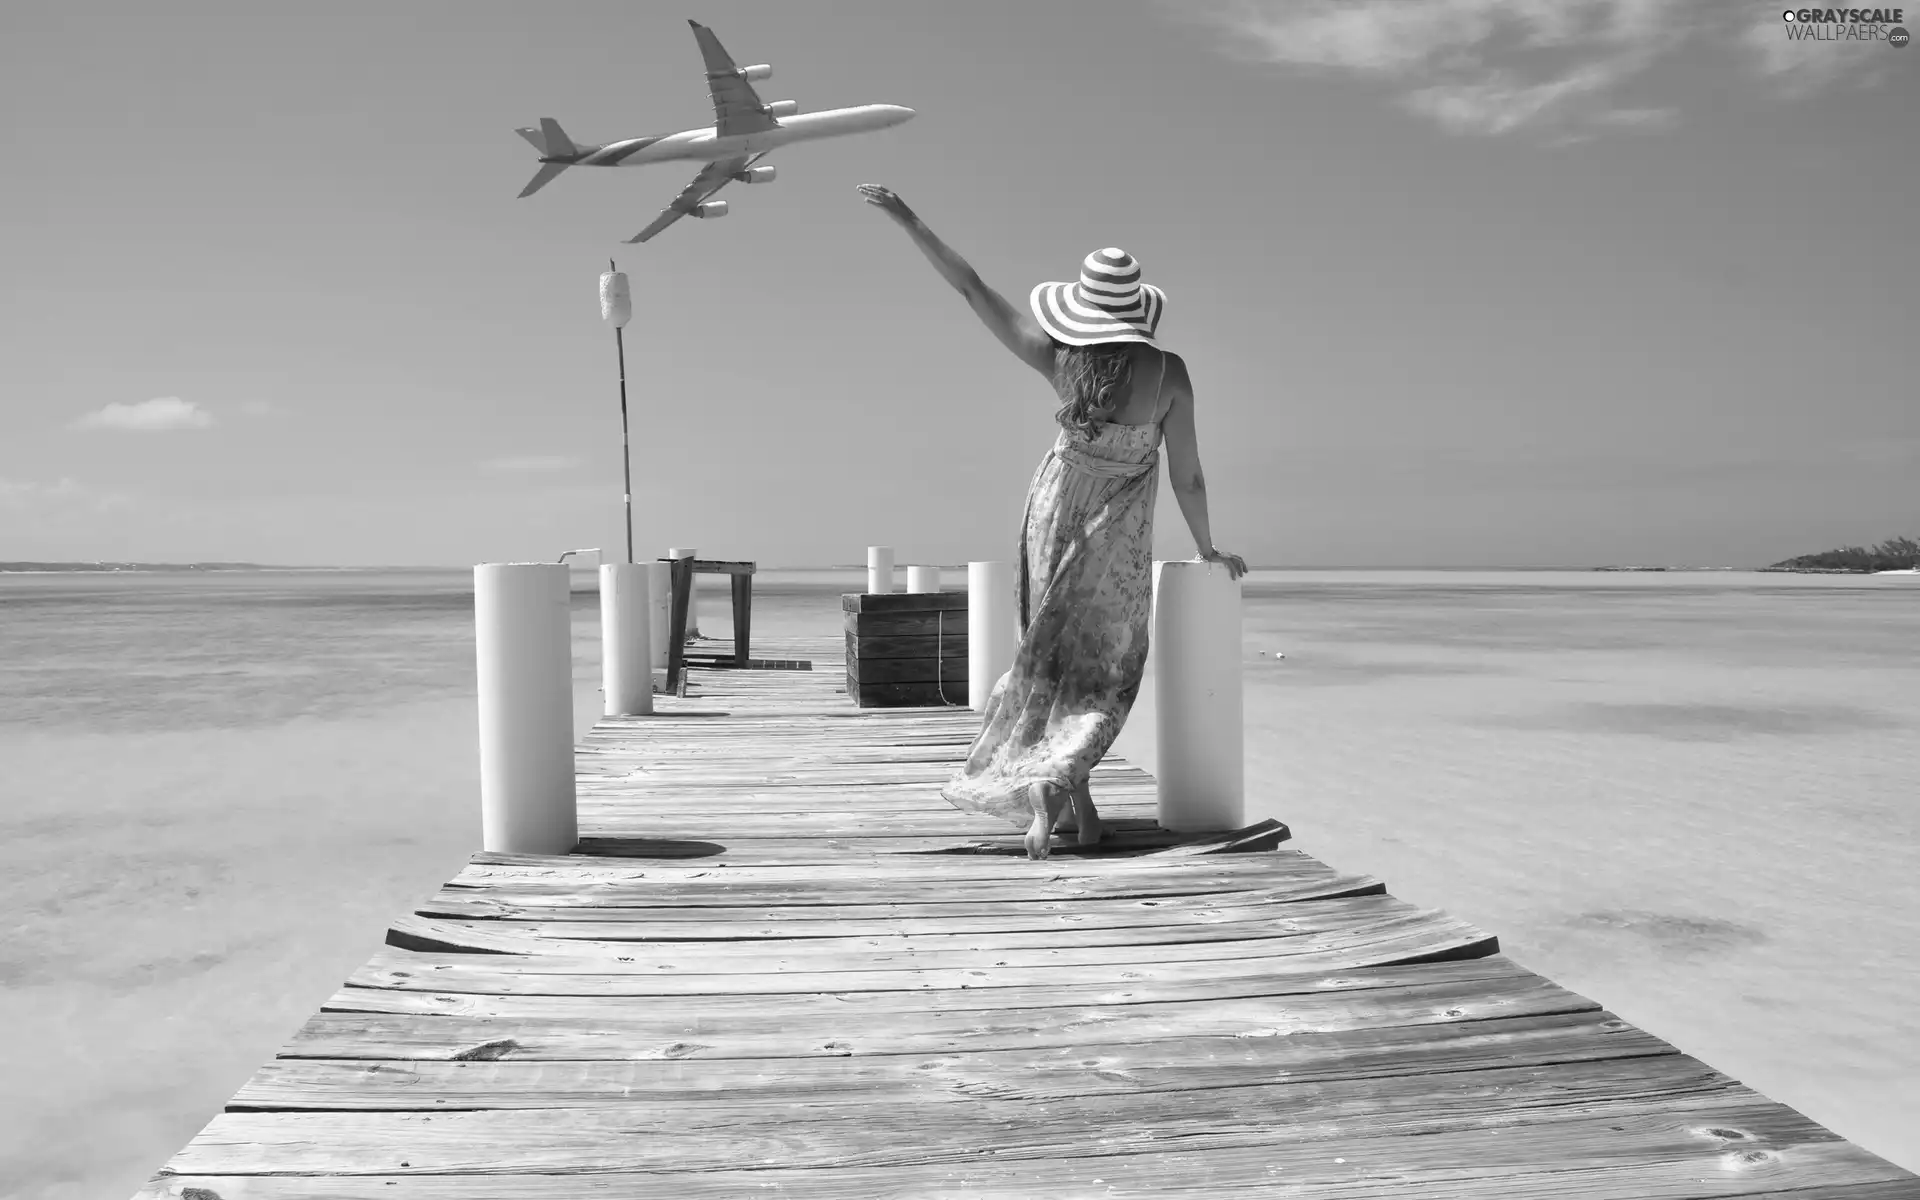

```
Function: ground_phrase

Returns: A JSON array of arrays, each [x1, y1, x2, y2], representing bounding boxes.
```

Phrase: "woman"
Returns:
[[858, 184, 1248, 860]]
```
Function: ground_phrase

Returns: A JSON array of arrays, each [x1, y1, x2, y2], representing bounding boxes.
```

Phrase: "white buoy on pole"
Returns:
[[667, 546, 700, 637], [646, 560, 672, 675], [599, 562, 653, 716], [967, 560, 1015, 713], [475, 562, 577, 854], [907, 565, 941, 593], [600, 264, 636, 564], [1152, 559, 1244, 832], [868, 546, 895, 595]]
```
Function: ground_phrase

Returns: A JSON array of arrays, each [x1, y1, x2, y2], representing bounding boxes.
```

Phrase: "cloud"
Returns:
[[1589, 105, 1678, 129], [71, 397, 215, 432], [0, 475, 132, 513], [1187, 0, 1694, 136], [1736, 9, 1892, 96], [1192, 1, 1902, 131], [479, 455, 584, 473]]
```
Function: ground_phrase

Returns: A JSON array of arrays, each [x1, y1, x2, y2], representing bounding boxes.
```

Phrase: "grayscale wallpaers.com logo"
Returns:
[[1781, 8, 1910, 45]]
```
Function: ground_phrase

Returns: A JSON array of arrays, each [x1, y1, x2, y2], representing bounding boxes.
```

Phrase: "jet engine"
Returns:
[[761, 99, 799, 117], [737, 64, 771, 81], [733, 165, 777, 184], [691, 200, 729, 219]]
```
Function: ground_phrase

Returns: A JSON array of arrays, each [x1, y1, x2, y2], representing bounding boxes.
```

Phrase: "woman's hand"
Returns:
[[856, 183, 915, 224], [1199, 547, 1249, 580]]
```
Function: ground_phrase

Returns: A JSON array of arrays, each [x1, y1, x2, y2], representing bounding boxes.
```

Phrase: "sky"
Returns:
[[1, 0, 1914, 568]]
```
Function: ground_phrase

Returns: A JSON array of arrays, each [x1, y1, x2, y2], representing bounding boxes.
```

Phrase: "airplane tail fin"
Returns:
[[518, 162, 569, 199], [514, 118, 583, 198], [538, 117, 578, 159]]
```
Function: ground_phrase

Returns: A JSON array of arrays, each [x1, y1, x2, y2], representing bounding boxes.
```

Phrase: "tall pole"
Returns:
[[611, 258, 634, 564]]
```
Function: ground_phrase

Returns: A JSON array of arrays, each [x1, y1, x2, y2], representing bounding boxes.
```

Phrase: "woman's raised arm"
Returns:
[[857, 185, 1054, 378]]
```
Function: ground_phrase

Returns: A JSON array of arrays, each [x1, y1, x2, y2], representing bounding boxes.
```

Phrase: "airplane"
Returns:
[[515, 20, 915, 244]]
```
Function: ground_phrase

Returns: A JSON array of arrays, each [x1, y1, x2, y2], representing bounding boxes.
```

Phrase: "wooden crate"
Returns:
[[843, 592, 969, 708]]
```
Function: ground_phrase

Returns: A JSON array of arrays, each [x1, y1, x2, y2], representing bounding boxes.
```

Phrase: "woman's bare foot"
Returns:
[[1069, 781, 1103, 846], [1025, 782, 1069, 860]]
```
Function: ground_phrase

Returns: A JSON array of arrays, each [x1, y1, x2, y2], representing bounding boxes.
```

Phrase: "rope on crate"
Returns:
[[935, 609, 965, 708]]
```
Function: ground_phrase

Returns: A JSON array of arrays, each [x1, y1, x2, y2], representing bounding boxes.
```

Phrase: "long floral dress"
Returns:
[[940, 397, 1164, 827]]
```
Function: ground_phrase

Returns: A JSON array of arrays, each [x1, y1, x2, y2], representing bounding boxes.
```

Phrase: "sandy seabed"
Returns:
[[4, 574, 1917, 1197]]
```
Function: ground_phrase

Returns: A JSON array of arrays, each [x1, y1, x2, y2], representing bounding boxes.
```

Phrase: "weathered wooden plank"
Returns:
[[573, 777, 1142, 795], [842, 591, 967, 613], [430, 858, 1370, 908], [567, 793, 1081, 816], [572, 775, 1151, 797], [554, 831, 1259, 863], [237, 1010, 1670, 1109], [318, 955, 1546, 1019], [578, 743, 980, 760], [462, 829, 1302, 885], [591, 709, 975, 728], [663, 558, 755, 576], [146, 1057, 1782, 1174], [417, 881, 1390, 934], [385, 893, 1423, 957], [289, 971, 1599, 1062], [846, 654, 969, 686], [678, 655, 805, 671], [567, 787, 1158, 809], [850, 679, 970, 707], [559, 831, 1263, 858], [391, 901, 1374, 957], [347, 919, 1498, 996], [841, 631, 968, 660], [453, 831, 1302, 887], [843, 610, 970, 637], [137, 1140, 1920, 1200], [369, 908, 1491, 974], [555, 814, 1271, 859]]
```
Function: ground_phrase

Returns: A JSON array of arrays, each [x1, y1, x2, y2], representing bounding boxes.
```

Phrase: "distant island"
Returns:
[[1762, 536, 1919, 574], [1588, 536, 1918, 574], [1590, 565, 1740, 572]]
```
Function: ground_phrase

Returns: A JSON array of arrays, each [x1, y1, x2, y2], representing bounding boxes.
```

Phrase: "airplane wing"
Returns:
[[689, 20, 778, 138], [624, 152, 765, 244]]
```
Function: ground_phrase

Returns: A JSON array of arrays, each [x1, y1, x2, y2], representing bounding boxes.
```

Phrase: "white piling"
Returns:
[[646, 561, 671, 678], [868, 546, 895, 595], [667, 546, 700, 637], [1151, 560, 1244, 832], [967, 560, 1016, 713], [907, 565, 941, 593], [474, 562, 577, 854], [598, 562, 653, 717]]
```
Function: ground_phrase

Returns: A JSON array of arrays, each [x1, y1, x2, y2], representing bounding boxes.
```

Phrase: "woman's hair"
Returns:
[[1051, 340, 1134, 435]]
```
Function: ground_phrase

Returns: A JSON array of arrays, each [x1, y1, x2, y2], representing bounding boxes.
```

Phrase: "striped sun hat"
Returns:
[[1030, 247, 1166, 347]]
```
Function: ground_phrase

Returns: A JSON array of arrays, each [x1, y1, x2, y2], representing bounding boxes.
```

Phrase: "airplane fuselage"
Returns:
[[569, 104, 913, 168]]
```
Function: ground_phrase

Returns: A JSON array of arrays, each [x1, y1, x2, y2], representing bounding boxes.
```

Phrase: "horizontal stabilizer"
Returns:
[[518, 162, 568, 199], [514, 126, 547, 153]]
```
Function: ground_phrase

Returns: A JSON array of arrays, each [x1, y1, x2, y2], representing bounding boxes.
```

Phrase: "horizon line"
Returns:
[[0, 560, 1781, 574]]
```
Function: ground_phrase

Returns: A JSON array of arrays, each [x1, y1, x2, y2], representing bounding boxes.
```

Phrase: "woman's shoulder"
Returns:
[[1136, 343, 1187, 369], [1140, 344, 1191, 387]]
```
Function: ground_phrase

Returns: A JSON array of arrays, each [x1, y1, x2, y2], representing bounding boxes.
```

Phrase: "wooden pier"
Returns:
[[139, 628, 1919, 1198]]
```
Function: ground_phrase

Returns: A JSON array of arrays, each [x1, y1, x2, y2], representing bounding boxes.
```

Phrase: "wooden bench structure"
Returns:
[[662, 556, 754, 688], [135, 623, 1920, 1197]]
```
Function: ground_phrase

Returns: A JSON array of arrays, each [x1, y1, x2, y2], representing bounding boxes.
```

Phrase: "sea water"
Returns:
[[2, 568, 1915, 1195]]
